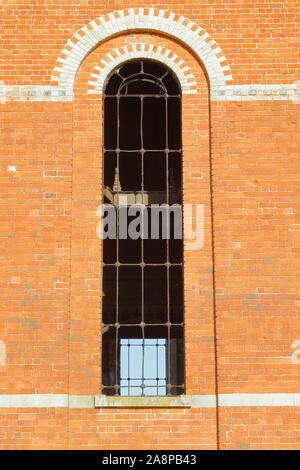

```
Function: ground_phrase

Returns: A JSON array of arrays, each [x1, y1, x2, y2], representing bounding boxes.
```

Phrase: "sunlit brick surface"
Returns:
[[0, 0, 299, 450]]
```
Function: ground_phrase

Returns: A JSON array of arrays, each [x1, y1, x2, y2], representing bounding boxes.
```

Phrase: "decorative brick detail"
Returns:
[[87, 43, 197, 95], [51, 8, 232, 95], [1, 83, 298, 102]]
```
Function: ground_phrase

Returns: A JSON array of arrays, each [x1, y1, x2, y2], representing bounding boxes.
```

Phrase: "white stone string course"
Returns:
[[1, 83, 298, 102], [211, 83, 300, 101], [0, 393, 299, 409], [87, 44, 197, 95], [0, 85, 71, 102]]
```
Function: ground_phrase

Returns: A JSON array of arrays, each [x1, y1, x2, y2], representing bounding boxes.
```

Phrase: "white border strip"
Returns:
[[0, 86, 72, 102], [219, 393, 300, 407], [0, 84, 298, 102], [0, 394, 299, 408], [211, 84, 300, 101], [0, 394, 69, 408]]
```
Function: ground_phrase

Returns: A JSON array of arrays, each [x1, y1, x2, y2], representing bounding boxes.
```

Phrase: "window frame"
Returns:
[[101, 59, 185, 397]]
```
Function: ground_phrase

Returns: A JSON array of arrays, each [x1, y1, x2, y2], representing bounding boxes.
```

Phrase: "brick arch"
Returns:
[[87, 43, 197, 95], [51, 8, 232, 96]]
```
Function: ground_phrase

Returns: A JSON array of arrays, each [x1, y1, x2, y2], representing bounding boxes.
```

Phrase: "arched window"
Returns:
[[101, 60, 184, 396]]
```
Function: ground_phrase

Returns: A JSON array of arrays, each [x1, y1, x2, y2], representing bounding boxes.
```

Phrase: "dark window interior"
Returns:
[[102, 60, 184, 396]]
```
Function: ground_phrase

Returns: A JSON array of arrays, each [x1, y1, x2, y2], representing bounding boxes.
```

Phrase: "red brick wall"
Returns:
[[0, 102, 72, 394], [0, 0, 299, 450], [0, 408, 67, 450], [219, 407, 300, 450], [211, 101, 300, 394]]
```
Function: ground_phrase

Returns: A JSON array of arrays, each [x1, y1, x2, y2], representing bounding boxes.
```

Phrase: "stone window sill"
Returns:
[[94, 395, 216, 408]]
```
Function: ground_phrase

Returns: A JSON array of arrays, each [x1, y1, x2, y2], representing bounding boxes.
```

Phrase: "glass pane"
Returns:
[[121, 79, 163, 95], [144, 206, 167, 264], [119, 239, 142, 264], [144, 267, 167, 324], [119, 61, 142, 78], [119, 266, 142, 324], [129, 387, 141, 396], [102, 327, 117, 387], [144, 152, 166, 193], [169, 266, 183, 323], [119, 97, 141, 150], [144, 238, 167, 264], [168, 152, 182, 204], [163, 72, 180, 95], [120, 341, 129, 379], [104, 97, 117, 149], [143, 97, 166, 150], [103, 238, 117, 264], [119, 238, 142, 264], [168, 98, 181, 149], [169, 204, 183, 264], [169, 326, 184, 387], [143, 61, 166, 78], [104, 151, 117, 190], [102, 266, 116, 324], [104, 73, 123, 95], [158, 351, 167, 383], [118, 208, 142, 263], [119, 152, 141, 191], [144, 340, 158, 379]]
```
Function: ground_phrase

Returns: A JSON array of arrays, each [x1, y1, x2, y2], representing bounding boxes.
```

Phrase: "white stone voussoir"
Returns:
[[87, 43, 198, 95], [51, 8, 232, 96]]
